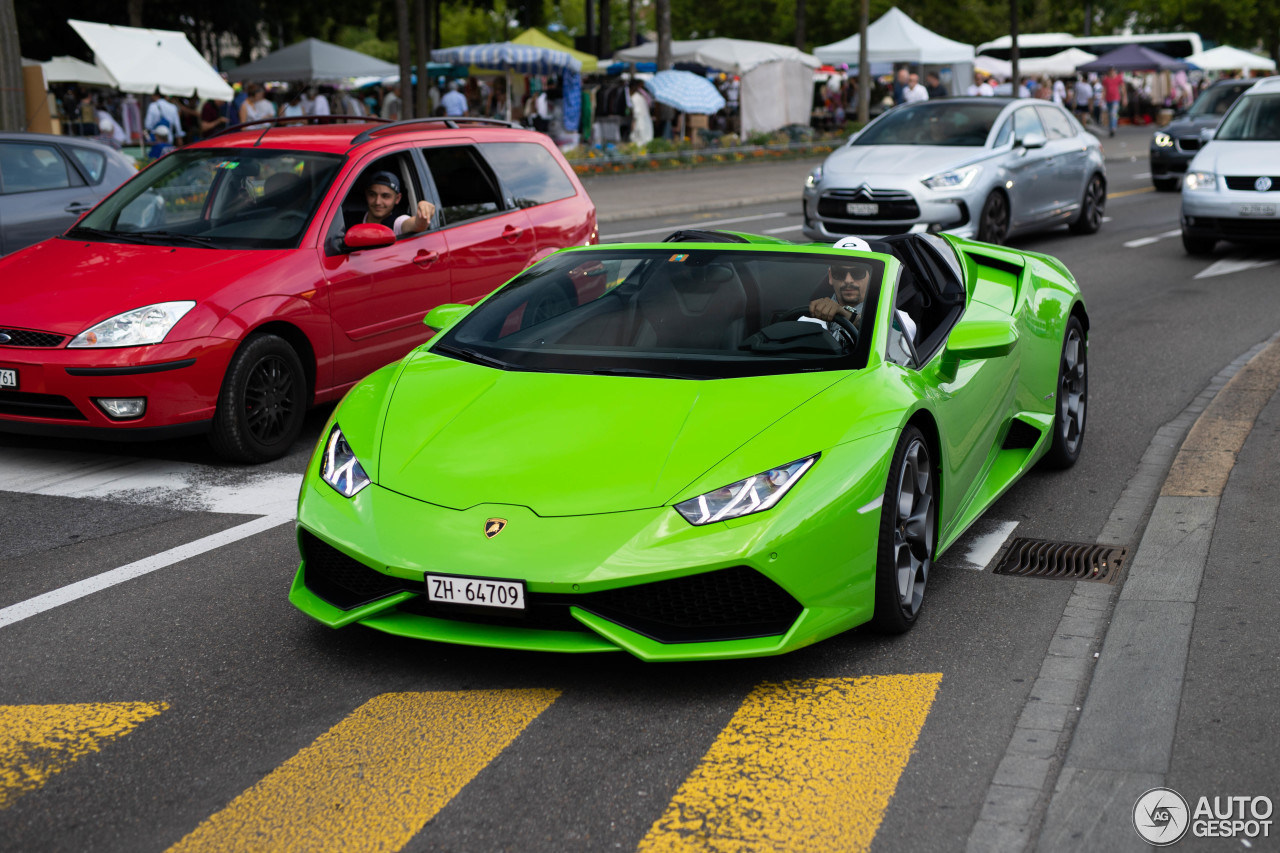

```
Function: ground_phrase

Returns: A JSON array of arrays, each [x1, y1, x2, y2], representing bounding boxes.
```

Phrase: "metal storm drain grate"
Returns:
[[993, 538, 1129, 584]]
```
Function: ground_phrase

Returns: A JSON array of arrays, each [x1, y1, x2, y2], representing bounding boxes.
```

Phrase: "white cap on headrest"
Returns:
[[833, 236, 870, 251]]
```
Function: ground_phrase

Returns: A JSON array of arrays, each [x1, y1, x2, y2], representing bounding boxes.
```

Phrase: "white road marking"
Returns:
[[1123, 229, 1181, 248], [603, 212, 787, 240], [1133, 171, 1152, 179], [762, 223, 805, 234], [960, 520, 1020, 570], [1194, 255, 1280, 279], [0, 447, 302, 518], [0, 515, 291, 629]]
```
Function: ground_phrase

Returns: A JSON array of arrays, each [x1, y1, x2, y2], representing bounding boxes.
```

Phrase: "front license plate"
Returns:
[[1239, 203, 1276, 217], [425, 574, 525, 610], [846, 202, 879, 216], [0, 368, 16, 389]]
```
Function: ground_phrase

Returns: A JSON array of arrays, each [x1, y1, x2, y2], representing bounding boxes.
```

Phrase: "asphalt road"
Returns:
[[3, 151, 1279, 853]]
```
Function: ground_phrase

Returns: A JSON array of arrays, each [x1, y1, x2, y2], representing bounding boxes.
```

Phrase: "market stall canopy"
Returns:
[[612, 38, 820, 75], [645, 70, 725, 114], [974, 55, 1012, 80], [431, 42, 582, 74], [1185, 45, 1276, 72], [813, 7, 975, 65], [512, 28, 597, 74], [41, 55, 115, 86], [1076, 44, 1195, 73], [1020, 48, 1097, 77], [69, 19, 233, 99], [226, 38, 396, 82]]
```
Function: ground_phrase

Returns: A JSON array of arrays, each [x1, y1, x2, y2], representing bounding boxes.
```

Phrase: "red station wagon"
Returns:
[[0, 117, 597, 461]]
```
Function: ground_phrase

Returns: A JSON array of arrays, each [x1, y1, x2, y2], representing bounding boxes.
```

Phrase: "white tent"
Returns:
[[1185, 45, 1276, 73], [974, 55, 1012, 80], [613, 38, 821, 137], [1020, 48, 1097, 78], [814, 7, 974, 66], [41, 55, 115, 86], [69, 19, 234, 100]]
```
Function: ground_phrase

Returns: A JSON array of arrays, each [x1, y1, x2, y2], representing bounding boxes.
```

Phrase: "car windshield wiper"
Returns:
[[127, 230, 219, 248], [433, 344, 509, 370], [65, 227, 158, 245], [588, 367, 705, 380]]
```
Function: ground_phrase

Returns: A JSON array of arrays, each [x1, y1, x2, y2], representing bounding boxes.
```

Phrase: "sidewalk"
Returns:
[[582, 122, 1155, 225]]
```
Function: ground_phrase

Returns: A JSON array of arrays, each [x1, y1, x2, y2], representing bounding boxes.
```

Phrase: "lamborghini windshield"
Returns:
[[70, 149, 343, 249], [434, 247, 885, 379]]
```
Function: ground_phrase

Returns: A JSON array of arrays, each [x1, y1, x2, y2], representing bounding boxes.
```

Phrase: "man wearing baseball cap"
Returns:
[[360, 170, 435, 236]]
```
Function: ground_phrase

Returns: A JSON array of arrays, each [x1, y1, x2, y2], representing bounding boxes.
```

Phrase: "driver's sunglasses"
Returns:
[[831, 269, 868, 284]]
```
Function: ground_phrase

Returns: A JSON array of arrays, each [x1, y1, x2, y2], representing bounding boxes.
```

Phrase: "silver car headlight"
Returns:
[[1152, 131, 1174, 148], [1184, 171, 1218, 191], [921, 164, 981, 191], [805, 165, 824, 188], [68, 301, 196, 348], [320, 425, 371, 498], [674, 455, 818, 525]]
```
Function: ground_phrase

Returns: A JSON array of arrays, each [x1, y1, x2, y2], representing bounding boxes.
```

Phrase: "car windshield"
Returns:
[[1215, 93, 1280, 141], [435, 247, 885, 379], [853, 102, 1007, 147], [1187, 84, 1250, 118], [70, 148, 343, 249]]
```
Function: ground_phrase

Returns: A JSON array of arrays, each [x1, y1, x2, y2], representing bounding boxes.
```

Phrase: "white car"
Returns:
[[1180, 75, 1280, 255]]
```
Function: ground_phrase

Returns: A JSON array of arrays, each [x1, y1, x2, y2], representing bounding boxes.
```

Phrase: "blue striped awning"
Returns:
[[431, 42, 582, 75]]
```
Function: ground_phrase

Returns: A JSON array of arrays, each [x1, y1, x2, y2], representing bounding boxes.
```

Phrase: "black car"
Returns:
[[1150, 79, 1256, 191]]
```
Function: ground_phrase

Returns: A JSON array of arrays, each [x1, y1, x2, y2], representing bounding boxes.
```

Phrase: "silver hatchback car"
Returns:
[[1180, 76, 1280, 255], [803, 98, 1106, 245]]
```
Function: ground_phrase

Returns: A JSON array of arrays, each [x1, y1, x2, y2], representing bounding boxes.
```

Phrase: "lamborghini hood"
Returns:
[[375, 353, 846, 516]]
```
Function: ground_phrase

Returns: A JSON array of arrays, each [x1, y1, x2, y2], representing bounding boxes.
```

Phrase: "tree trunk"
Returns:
[[628, 0, 637, 49], [127, 0, 143, 28], [396, 0, 414, 119], [414, 0, 429, 118], [0, 0, 25, 131], [585, 0, 595, 56], [655, 0, 671, 132], [600, 0, 611, 60], [1009, 0, 1019, 100], [857, 0, 869, 124], [795, 0, 805, 51]]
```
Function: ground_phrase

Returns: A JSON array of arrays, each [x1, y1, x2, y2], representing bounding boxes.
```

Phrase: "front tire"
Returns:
[[1040, 316, 1087, 469], [209, 334, 308, 464], [871, 426, 936, 634], [977, 191, 1009, 245], [1070, 174, 1106, 234], [1182, 230, 1216, 255]]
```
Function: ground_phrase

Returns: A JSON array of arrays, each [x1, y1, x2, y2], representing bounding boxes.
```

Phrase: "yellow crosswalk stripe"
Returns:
[[166, 688, 560, 853], [637, 674, 943, 852], [0, 702, 168, 809]]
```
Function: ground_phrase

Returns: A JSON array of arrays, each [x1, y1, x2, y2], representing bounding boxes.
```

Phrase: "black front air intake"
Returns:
[[300, 531, 407, 609]]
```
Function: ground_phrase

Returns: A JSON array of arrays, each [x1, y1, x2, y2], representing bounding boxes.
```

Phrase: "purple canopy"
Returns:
[[1076, 44, 1196, 73]]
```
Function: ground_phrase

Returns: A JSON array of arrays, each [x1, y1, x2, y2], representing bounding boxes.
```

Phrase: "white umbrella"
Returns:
[[41, 56, 114, 86], [1185, 45, 1276, 73], [645, 70, 726, 114], [1021, 48, 1098, 78], [974, 55, 1012, 81]]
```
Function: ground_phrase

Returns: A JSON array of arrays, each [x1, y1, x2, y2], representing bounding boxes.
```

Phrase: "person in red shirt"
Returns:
[[1101, 67, 1127, 137]]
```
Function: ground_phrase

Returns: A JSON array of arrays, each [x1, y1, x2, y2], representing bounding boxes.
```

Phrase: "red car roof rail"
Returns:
[[349, 116, 523, 146], [204, 115, 391, 144]]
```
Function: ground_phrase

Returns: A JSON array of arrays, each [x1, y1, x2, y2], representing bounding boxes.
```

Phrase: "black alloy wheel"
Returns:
[[1041, 316, 1087, 469], [209, 333, 308, 463], [1070, 174, 1106, 234], [977, 191, 1009, 245], [871, 425, 936, 633], [1182, 230, 1217, 256]]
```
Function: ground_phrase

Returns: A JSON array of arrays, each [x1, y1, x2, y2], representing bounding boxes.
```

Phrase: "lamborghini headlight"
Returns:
[[1184, 170, 1218, 191], [1152, 131, 1174, 148], [675, 455, 818, 525], [922, 164, 981, 190], [320, 425, 371, 498], [68, 301, 196, 348]]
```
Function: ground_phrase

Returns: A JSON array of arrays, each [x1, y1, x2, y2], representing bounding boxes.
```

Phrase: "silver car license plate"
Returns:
[[1239, 204, 1276, 217], [846, 202, 878, 216], [0, 368, 16, 389]]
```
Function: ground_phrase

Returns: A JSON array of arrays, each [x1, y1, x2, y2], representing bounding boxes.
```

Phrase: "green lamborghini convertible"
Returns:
[[290, 230, 1087, 661]]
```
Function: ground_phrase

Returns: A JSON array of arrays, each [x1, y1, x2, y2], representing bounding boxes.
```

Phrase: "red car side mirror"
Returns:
[[344, 223, 396, 250]]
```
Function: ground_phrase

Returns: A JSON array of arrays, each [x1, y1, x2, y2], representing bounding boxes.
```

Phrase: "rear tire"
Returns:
[[1182, 230, 1216, 255], [1040, 316, 1087, 469], [209, 334, 308, 464], [871, 426, 936, 634], [1070, 174, 1106, 234]]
